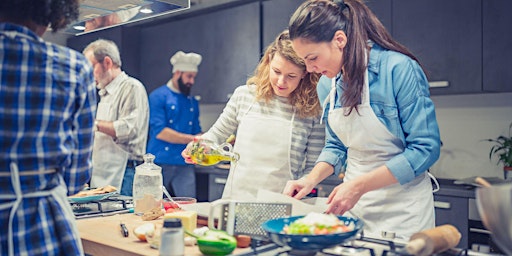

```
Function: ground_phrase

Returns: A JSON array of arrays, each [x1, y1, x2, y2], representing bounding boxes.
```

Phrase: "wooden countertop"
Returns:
[[76, 213, 251, 256]]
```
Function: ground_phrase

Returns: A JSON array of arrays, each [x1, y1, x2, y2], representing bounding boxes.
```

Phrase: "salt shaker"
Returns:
[[159, 218, 184, 256]]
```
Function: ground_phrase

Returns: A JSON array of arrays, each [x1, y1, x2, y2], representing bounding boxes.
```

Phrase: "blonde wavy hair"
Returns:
[[246, 30, 321, 118]]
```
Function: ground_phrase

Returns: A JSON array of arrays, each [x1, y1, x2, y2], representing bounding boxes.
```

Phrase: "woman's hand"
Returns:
[[325, 179, 365, 215], [282, 177, 315, 199], [181, 143, 194, 164], [325, 166, 398, 215], [182, 136, 201, 164]]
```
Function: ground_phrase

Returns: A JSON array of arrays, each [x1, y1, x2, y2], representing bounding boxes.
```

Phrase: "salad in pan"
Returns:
[[283, 212, 355, 235]]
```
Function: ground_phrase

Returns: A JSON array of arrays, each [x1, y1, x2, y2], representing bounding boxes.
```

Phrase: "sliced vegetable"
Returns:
[[186, 229, 237, 255], [133, 223, 156, 241], [283, 212, 354, 235]]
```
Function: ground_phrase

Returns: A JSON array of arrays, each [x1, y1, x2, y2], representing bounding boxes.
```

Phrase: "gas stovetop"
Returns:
[[235, 235, 503, 256], [70, 195, 133, 219]]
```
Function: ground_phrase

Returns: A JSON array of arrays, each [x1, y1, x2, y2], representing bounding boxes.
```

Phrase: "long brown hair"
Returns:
[[246, 30, 321, 118], [289, 0, 423, 115]]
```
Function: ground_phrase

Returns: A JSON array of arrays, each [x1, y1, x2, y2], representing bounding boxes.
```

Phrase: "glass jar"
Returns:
[[133, 153, 163, 215]]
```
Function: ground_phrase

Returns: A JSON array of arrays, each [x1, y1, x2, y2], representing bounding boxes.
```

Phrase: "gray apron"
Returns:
[[91, 100, 128, 189], [326, 69, 435, 240], [222, 101, 294, 201]]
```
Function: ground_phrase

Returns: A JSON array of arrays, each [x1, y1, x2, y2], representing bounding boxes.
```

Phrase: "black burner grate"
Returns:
[[70, 196, 133, 218]]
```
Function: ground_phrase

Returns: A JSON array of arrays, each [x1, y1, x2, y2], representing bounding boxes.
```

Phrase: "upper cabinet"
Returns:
[[366, 0, 392, 33], [261, 0, 302, 47], [67, 0, 512, 98], [482, 1, 512, 92], [261, 0, 392, 51], [137, 1, 261, 103], [393, 0, 483, 95]]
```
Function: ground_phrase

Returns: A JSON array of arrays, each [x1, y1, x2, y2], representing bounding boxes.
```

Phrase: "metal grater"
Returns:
[[217, 202, 291, 239]]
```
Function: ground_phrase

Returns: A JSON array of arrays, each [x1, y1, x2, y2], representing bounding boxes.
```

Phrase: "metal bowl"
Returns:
[[261, 215, 363, 252], [475, 183, 512, 255]]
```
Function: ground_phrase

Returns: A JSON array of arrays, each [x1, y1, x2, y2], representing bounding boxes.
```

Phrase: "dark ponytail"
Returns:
[[289, 0, 423, 115]]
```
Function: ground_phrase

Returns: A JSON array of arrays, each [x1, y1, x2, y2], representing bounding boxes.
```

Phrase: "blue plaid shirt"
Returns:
[[0, 23, 97, 255]]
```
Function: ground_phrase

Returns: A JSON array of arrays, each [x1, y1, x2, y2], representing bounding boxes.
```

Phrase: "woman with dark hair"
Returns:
[[283, 0, 441, 239], [183, 30, 325, 201], [0, 1, 96, 255]]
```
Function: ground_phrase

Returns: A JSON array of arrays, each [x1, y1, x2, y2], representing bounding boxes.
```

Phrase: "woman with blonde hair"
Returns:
[[183, 30, 325, 200]]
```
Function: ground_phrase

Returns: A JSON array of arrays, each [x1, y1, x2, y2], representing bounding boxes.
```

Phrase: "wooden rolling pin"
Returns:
[[406, 225, 461, 256]]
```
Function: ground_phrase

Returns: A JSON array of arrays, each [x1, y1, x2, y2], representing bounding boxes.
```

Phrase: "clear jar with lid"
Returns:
[[132, 153, 163, 214]]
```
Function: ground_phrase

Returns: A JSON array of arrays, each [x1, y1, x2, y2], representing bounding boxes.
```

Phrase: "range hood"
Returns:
[[65, 0, 190, 35]]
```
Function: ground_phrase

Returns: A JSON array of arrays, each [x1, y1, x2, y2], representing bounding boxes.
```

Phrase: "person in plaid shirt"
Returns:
[[0, 0, 97, 255]]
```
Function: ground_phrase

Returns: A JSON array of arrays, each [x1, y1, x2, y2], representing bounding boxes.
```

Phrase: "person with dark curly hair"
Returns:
[[0, 1, 97, 255]]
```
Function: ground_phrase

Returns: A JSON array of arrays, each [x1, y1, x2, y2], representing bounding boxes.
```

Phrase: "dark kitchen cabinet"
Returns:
[[261, 0, 302, 48], [261, 0, 392, 51], [195, 166, 228, 202], [393, 0, 482, 95], [366, 0, 392, 33], [67, 26, 144, 83], [138, 2, 261, 103], [208, 172, 228, 201], [67, 27, 123, 54], [434, 194, 469, 248], [482, 1, 512, 92]]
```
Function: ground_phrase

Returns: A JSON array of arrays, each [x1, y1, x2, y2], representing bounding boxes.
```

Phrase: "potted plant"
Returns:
[[486, 122, 512, 179]]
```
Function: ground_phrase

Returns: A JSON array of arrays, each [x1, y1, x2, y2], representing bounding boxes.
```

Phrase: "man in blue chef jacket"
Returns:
[[147, 51, 203, 198]]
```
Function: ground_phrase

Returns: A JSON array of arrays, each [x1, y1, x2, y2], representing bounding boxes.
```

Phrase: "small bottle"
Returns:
[[159, 218, 184, 256]]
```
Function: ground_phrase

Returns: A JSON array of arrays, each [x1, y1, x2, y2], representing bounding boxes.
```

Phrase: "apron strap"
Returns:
[[320, 79, 337, 124], [7, 162, 23, 256], [428, 171, 440, 193], [3, 163, 55, 256]]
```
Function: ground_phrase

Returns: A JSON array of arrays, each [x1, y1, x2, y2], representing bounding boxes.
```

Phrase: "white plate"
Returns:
[[68, 191, 118, 203]]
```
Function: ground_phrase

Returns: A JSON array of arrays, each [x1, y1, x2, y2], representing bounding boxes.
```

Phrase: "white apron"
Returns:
[[0, 163, 82, 256], [327, 70, 435, 240], [91, 101, 128, 189], [222, 101, 294, 201]]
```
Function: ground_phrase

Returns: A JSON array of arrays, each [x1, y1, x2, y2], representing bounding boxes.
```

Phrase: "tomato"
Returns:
[[166, 208, 183, 213], [163, 202, 180, 210]]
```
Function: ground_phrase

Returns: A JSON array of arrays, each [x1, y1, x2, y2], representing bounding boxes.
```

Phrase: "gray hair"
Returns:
[[83, 39, 122, 67]]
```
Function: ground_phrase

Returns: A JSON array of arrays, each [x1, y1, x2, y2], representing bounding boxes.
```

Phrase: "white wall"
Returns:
[[199, 92, 512, 180], [430, 92, 512, 180]]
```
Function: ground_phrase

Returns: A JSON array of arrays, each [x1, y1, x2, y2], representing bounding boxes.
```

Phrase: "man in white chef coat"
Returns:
[[84, 39, 150, 196], [147, 51, 203, 198]]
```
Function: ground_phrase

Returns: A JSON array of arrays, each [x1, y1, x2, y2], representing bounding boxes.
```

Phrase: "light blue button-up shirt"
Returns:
[[316, 43, 441, 185]]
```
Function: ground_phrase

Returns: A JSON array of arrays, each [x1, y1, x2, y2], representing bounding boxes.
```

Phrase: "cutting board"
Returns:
[[76, 213, 251, 256]]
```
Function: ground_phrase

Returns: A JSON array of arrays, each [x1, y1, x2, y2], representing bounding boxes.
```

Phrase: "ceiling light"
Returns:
[[140, 8, 153, 14], [73, 25, 86, 31]]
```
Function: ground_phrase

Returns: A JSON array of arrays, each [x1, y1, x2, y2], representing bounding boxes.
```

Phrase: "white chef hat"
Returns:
[[170, 51, 202, 73]]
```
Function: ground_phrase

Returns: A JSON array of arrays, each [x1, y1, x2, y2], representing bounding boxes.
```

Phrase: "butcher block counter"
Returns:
[[76, 213, 251, 256]]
